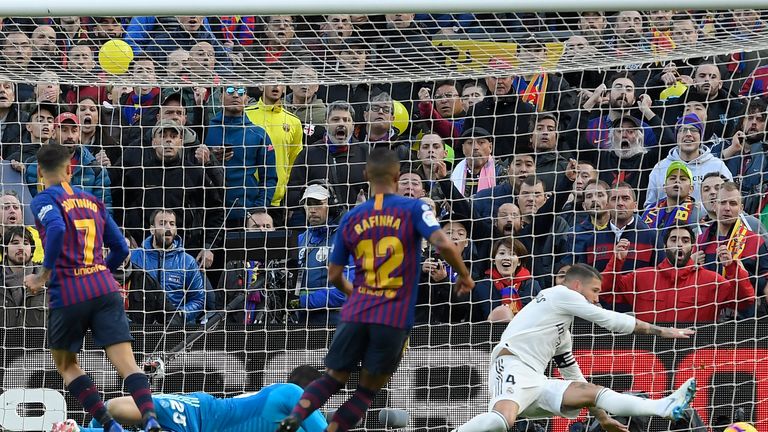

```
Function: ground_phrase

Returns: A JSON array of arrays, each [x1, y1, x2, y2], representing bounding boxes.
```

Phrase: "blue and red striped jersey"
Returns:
[[31, 182, 124, 308], [329, 193, 440, 329]]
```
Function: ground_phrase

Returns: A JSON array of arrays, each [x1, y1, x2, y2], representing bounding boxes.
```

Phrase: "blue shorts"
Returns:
[[48, 292, 133, 353], [324, 322, 409, 375]]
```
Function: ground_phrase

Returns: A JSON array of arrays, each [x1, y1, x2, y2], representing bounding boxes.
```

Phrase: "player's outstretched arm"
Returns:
[[634, 320, 695, 338], [428, 230, 474, 295]]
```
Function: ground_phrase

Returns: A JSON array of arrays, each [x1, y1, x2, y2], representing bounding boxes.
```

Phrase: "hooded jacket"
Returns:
[[205, 112, 278, 219], [285, 93, 327, 144], [130, 236, 206, 323], [297, 224, 348, 311], [644, 145, 732, 208], [25, 146, 113, 210], [603, 254, 755, 323]]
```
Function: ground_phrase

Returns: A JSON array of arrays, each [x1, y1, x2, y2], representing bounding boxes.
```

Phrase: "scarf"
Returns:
[[122, 88, 160, 126], [724, 216, 750, 275], [651, 29, 675, 58], [243, 260, 263, 324], [325, 134, 350, 155], [487, 267, 532, 314], [512, 73, 548, 112], [450, 157, 496, 196], [641, 197, 696, 228]]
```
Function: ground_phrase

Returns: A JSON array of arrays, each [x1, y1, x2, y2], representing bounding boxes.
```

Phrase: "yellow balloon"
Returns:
[[393, 100, 410, 135], [99, 39, 134, 75]]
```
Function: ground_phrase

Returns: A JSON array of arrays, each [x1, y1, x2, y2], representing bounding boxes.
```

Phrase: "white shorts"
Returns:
[[488, 355, 581, 419]]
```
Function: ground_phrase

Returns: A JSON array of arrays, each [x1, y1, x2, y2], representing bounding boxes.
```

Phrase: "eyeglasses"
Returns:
[[225, 87, 246, 96], [368, 105, 392, 114], [434, 92, 458, 100]]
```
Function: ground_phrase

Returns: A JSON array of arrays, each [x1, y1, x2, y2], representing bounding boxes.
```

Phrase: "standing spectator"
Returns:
[[0, 190, 43, 263], [21, 71, 63, 112], [472, 153, 536, 220], [245, 15, 308, 73], [603, 224, 755, 324], [119, 56, 161, 147], [645, 113, 732, 207], [305, 14, 356, 67], [417, 81, 466, 140], [529, 113, 568, 192], [642, 162, 701, 230], [1, 28, 33, 79], [89, 17, 124, 47], [412, 133, 449, 191], [30, 25, 60, 71], [460, 81, 486, 113], [205, 84, 278, 226], [245, 69, 304, 207], [76, 96, 118, 165], [63, 43, 107, 105], [15, 102, 55, 162], [0, 226, 45, 327], [560, 35, 605, 90], [285, 65, 327, 144], [130, 209, 206, 324], [294, 184, 349, 325], [286, 101, 366, 224], [398, 171, 427, 199], [699, 172, 767, 236], [0, 80, 29, 160], [610, 10, 648, 55], [577, 11, 608, 48], [647, 10, 676, 57], [22, 112, 113, 210], [451, 127, 504, 197], [354, 93, 409, 157], [188, 42, 221, 82]]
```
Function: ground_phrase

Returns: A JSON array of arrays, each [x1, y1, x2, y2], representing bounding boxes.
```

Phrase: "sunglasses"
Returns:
[[225, 87, 246, 96]]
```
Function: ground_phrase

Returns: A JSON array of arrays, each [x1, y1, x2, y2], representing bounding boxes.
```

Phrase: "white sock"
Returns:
[[454, 411, 509, 432], [594, 388, 665, 417]]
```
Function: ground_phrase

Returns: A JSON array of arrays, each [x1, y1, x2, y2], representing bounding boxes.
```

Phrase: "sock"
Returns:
[[327, 386, 377, 432], [454, 411, 509, 432], [595, 388, 666, 417], [67, 374, 113, 427], [290, 373, 345, 421], [124, 373, 156, 422]]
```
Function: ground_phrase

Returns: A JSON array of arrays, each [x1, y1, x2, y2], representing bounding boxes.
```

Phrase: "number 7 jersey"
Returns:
[[329, 193, 440, 329], [31, 182, 121, 308]]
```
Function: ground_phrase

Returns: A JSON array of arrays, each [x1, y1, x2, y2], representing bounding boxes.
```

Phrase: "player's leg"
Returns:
[[324, 324, 409, 432], [278, 323, 367, 432], [94, 292, 159, 432], [561, 379, 698, 420], [454, 401, 517, 432]]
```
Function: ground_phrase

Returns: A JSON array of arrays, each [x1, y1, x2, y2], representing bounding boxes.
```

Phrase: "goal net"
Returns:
[[0, 9, 766, 432]]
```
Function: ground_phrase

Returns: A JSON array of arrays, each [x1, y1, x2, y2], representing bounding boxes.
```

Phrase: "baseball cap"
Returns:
[[666, 161, 694, 181], [611, 115, 642, 129], [54, 112, 79, 128], [151, 120, 184, 137], [160, 88, 185, 106], [301, 184, 331, 203], [675, 113, 704, 136], [460, 127, 492, 140]]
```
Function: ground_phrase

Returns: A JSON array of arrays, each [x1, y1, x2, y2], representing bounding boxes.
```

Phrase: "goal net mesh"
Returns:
[[0, 10, 766, 432]]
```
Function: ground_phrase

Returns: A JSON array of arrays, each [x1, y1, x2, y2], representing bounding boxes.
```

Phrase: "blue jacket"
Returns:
[[205, 113, 278, 219], [472, 182, 514, 220], [130, 236, 206, 323], [25, 146, 113, 210], [126, 16, 214, 54], [297, 225, 349, 310], [566, 217, 660, 272]]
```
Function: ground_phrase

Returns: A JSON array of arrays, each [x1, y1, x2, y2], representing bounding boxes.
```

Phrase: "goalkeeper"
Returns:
[[53, 365, 327, 432]]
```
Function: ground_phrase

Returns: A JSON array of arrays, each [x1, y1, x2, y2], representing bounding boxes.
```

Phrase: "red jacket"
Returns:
[[602, 255, 755, 324]]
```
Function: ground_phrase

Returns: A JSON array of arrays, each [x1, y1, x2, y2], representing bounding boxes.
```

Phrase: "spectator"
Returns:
[[603, 224, 755, 324], [398, 171, 427, 199], [354, 93, 410, 158], [417, 81, 466, 140], [0, 190, 42, 263], [645, 113, 732, 207], [55, 16, 87, 48], [0, 226, 45, 327], [76, 96, 118, 166], [472, 237, 541, 322], [610, 10, 648, 55], [460, 81, 486, 112], [529, 113, 568, 192], [245, 208, 275, 232], [30, 25, 60, 71], [89, 16, 124, 47], [412, 133, 449, 189], [577, 11, 608, 48], [305, 14, 356, 67], [376, 13, 439, 68], [152, 89, 203, 144], [318, 38, 374, 119], [451, 127, 504, 197], [647, 10, 676, 57], [1, 28, 33, 78], [294, 184, 348, 325], [720, 9, 768, 96], [140, 16, 227, 70], [472, 152, 536, 220], [245, 69, 304, 207], [0, 80, 29, 160], [557, 159, 598, 227], [63, 43, 108, 105], [22, 71, 63, 111], [698, 172, 767, 237], [245, 15, 308, 72], [130, 209, 207, 325], [414, 13, 475, 34], [698, 182, 768, 311], [205, 84, 278, 226], [285, 65, 327, 144], [560, 35, 605, 90], [642, 162, 702, 230], [119, 56, 161, 146], [286, 101, 367, 222], [22, 112, 113, 210], [116, 120, 225, 269], [165, 48, 190, 80], [15, 102, 55, 162]]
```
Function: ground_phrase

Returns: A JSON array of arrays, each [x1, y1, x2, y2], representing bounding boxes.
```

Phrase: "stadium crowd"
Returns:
[[0, 11, 767, 327]]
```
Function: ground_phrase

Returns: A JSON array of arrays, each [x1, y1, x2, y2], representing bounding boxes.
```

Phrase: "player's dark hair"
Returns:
[[366, 148, 401, 183], [564, 263, 602, 283], [662, 223, 696, 245], [2, 226, 34, 261], [36, 143, 72, 173], [287, 364, 322, 389]]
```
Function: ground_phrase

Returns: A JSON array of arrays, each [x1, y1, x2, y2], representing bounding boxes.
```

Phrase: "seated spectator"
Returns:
[[0, 226, 45, 327], [417, 81, 466, 140], [165, 48, 190, 80], [471, 237, 541, 322], [205, 84, 278, 227], [145, 16, 228, 70], [603, 224, 755, 324], [21, 71, 63, 111], [0, 190, 42, 263], [245, 209, 275, 232], [413, 133, 449, 184], [451, 127, 504, 197], [698, 182, 768, 315], [609, 10, 648, 55], [642, 162, 701, 230], [647, 10, 676, 57], [285, 65, 327, 144], [376, 13, 439, 67], [76, 96, 118, 166], [187, 41, 222, 85], [89, 16, 124, 47], [130, 209, 206, 325], [576, 11, 608, 49], [645, 113, 731, 207], [557, 159, 597, 228], [1, 28, 33, 82], [560, 35, 605, 90], [293, 184, 349, 325], [245, 69, 304, 207], [0, 80, 29, 160]]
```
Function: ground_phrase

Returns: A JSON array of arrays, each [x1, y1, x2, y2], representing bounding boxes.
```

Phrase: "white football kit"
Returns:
[[488, 285, 637, 418]]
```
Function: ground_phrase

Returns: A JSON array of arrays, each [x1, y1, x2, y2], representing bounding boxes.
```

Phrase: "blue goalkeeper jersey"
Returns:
[[85, 384, 326, 432]]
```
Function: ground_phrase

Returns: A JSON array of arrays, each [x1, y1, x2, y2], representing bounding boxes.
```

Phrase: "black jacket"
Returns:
[[0, 104, 29, 160], [463, 93, 535, 159]]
